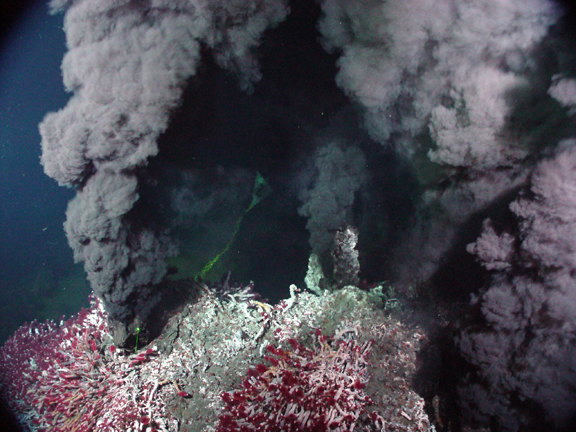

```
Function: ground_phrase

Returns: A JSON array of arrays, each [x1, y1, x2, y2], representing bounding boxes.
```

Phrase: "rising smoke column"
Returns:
[[317, 0, 560, 162], [318, 0, 576, 430], [461, 139, 576, 431], [297, 142, 367, 279], [39, 0, 288, 330], [317, 0, 563, 284]]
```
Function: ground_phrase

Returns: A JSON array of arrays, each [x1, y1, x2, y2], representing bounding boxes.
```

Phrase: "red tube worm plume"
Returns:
[[0, 296, 158, 431], [216, 332, 376, 432]]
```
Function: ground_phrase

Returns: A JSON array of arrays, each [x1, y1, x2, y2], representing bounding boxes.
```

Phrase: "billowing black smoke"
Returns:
[[458, 140, 576, 431], [39, 0, 289, 334], [316, 0, 576, 430]]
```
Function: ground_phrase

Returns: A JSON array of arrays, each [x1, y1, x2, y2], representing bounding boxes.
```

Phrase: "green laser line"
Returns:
[[134, 326, 141, 353], [197, 172, 270, 279]]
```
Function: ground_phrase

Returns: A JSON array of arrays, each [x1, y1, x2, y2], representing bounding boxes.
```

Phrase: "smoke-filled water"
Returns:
[[2, 0, 576, 430]]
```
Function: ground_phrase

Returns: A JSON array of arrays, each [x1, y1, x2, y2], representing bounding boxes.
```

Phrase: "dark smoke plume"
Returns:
[[39, 0, 288, 332]]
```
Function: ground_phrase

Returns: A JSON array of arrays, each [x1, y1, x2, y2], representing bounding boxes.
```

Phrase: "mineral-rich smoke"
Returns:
[[317, 0, 560, 159], [317, 0, 576, 430], [39, 0, 288, 333], [317, 0, 565, 285], [297, 141, 367, 275], [461, 140, 576, 431]]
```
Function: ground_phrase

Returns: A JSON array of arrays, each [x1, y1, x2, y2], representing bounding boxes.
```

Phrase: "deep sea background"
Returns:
[[0, 0, 91, 347]]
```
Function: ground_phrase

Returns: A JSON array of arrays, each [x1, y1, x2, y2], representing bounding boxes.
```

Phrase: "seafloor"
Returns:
[[0, 275, 434, 432]]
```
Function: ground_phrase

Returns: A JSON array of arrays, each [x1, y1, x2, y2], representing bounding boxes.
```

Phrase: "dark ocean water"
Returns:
[[0, 0, 89, 346]]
